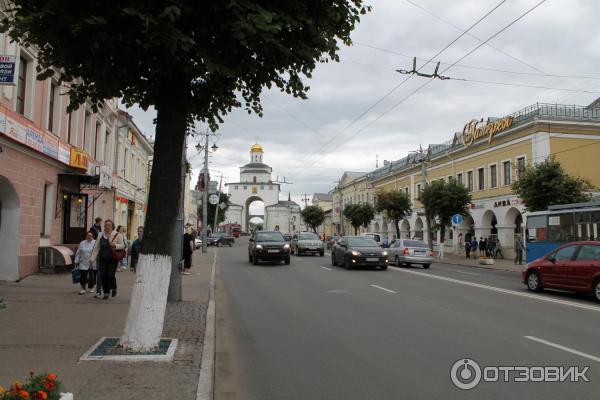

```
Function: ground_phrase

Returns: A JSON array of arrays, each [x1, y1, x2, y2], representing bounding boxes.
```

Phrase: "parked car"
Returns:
[[194, 237, 202, 249], [364, 233, 382, 246], [387, 239, 433, 269], [523, 241, 600, 302], [291, 232, 325, 256], [331, 236, 388, 270], [248, 230, 291, 265], [207, 232, 235, 247], [283, 233, 293, 242]]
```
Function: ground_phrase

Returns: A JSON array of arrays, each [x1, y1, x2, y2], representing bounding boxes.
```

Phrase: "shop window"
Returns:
[[477, 168, 485, 190], [490, 164, 497, 188], [467, 171, 473, 192], [503, 161, 511, 185]]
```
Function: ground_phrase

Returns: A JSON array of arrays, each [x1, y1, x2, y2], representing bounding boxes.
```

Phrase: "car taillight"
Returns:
[[428, 251, 433, 257], [403, 248, 409, 256]]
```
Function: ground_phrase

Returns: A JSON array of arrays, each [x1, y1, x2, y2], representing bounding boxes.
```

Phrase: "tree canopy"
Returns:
[[375, 190, 412, 238], [420, 180, 471, 244], [343, 203, 375, 235], [511, 157, 592, 212], [301, 205, 326, 233]]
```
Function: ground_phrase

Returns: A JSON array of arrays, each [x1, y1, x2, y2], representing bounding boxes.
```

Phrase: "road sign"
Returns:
[[451, 214, 463, 225], [208, 194, 219, 205], [0, 56, 16, 85]]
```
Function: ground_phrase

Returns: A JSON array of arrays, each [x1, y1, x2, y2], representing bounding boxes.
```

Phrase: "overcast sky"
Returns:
[[124, 0, 600, 209]]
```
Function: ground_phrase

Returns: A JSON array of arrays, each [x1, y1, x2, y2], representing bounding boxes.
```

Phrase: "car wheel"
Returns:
[[526, 271, 543, 292], [344, 256, 352, 270], [331, 254, 337, 266], [252, 254, 259, 265], [423, 264, 430, 269], [380, 265, 388, 271], [216, 241, 221, 247], [319, 250, 324, 257], [284, 255, 291, 265], [229, 243, 233, 247], [395, 256, 400, 267], [248, 253, 252, 263], [591, 279, 600, 303]]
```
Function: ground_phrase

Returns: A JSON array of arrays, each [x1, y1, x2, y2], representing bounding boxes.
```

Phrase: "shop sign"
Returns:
[[461, 115, 514, 148], [42, 132, 58, 158], [468, 202, 484, 209], [494, 198, 523, 208], [58, 142, 70, 164], [69, 148, 89, 170], [25, 127, 44, 152], [98, 165, 113, 189], [0, 55, 16, 85]]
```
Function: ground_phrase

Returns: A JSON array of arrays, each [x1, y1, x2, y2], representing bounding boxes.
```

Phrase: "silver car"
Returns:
[[291, 232, 325, 256], [388, 239, 433, 269]]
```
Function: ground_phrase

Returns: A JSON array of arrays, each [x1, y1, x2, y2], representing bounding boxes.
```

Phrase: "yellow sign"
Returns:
[[461, 116, 513, 147], [69, 148, 89, 170]]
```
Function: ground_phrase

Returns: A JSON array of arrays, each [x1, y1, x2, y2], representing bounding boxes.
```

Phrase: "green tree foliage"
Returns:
[[420, 180, 471, 244], [375, 190, 412, 238], [301, 205, 326, 233], [206, 193, 231, 231], [512, 157, 592, 212], [343, 203, 375, 235]]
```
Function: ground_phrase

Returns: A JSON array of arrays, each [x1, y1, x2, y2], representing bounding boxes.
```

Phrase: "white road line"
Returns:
[[320, 266, 332, 271], [455, 270, 480, 276], [390, 266, 600, 312], [370, 284, 397, 294], [525, 336, 600, 363]]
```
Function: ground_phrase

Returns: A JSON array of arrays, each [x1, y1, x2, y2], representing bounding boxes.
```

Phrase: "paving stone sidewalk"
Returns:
[[434, 251, 526, 273], [0, 248, 215, 400]]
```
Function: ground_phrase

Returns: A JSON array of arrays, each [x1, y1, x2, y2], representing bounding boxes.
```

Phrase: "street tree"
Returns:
[[375, 190, 412, 238], [207, 193, 231, 231], [420, 180, 471, 247], [1, 0, 371, 351], [301, 205, 326, 233], [512, 156, 592, 212], [343, 203, 375, 235]]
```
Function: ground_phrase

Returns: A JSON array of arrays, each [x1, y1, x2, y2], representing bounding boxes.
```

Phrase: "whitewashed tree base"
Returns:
[[79, 336, 178, 362], [59, 393, 73, 400], [120, 254, 172, 352], [479, 258, 494, 265]]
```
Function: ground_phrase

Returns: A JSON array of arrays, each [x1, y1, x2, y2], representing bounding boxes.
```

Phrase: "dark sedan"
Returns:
[[331, 236, 389, 270], [207, 232, 235, 247], [248, 231, 291, 265]]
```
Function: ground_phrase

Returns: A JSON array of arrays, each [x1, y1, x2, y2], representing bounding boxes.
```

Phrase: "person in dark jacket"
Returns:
[[90, 217, 103, 240], [182, 227, 194, 275], [478, 237, 486, 257], [470, 238, 478, 259], [130, 226, 143, 273]]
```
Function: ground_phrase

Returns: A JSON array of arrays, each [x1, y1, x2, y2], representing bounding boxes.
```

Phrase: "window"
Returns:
[[48, 82, 58, 133], [516, 157, 526, 180], [103, 129, 111, 165], [552, 245, 577, 261], [253, 176, 257, 183], [457, 173, 463, 185], [269, 186, 273, 190], [478, 168, 485, 190], [40, 183, 54, 236], [243, 186, 247, 190], [467, 171, 473, 192], [16, 57, 27, 115], [575, 244, 600, 261], [94, 122, 102, 160], [404, 187, 409, 194], [447, 175, 453, 182], [123, 148, 129, 179], [490, 164, 497, 188], [503, 161, 511, 185], [83, 111, 92, 154], [234, 185, 238, 190], [416, 184, 421, 199], [548, 213, 575, 242], [260, 186, 264, 190], [67, 112, 74, 145]]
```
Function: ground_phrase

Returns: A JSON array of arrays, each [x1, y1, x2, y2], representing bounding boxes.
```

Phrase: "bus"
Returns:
[[220, 223, 242, 238], [525, 199, 600, 263]]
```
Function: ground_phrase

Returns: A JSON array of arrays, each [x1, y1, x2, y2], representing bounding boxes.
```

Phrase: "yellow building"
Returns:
[[331, 171, 372, 235], [336, 101, 600, 256]]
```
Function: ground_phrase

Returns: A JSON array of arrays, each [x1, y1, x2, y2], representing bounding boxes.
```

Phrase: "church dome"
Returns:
[[250, 143, 263, 153]]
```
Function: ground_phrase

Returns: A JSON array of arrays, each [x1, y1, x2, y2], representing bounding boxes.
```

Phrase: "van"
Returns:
[[364, 233, 381, 246]]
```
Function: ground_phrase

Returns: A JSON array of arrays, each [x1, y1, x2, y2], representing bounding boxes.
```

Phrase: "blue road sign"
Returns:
[[452, 214, 463, 225]]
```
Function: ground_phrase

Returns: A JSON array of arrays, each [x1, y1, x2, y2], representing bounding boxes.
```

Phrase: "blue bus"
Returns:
[[525, 200, 600, 263]]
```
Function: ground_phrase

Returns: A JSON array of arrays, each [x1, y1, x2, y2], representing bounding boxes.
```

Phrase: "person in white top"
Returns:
[[74, 231, 96, 294]]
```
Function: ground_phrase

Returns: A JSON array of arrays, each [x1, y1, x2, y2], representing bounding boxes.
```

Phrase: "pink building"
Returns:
[[0, 33, 120, 280]]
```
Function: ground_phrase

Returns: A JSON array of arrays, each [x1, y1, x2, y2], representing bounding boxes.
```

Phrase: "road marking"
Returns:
[[326, 289, 348, 294], [455, 270, 480, 276], [320, 266, 332, 271], [525, 336, 600, 363], [370, 284, 397, 294], [390, 266, 600, 312]]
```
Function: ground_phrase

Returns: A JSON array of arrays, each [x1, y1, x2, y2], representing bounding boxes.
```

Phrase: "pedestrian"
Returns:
[[182, 227, 194, 275], [478, 237, 486, 257], [130, 226, 143, 273], [437, 240, 445, 259], [90, 219, 126, 300], [74, 231, 96, 294], [383, 237, 389, 248], [495, 238, 504, 259], [90, 217, 103, 240], [470, 238, 478, 259], [514, 235, 524, 265], [487, 236, 496, 258], [464, 237, 471, 259], [116, 225, 128, 272], [458, 233, 464, 255]]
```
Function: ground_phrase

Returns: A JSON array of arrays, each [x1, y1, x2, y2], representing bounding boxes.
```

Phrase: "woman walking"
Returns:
[[116, 225, 128, 272], [74, 231, 96, 294], [90, 219, 125, 299], [182, 227, 194, 275]]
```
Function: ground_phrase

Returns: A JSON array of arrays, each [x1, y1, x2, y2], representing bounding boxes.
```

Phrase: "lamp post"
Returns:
[[197, 133, 218, 254]]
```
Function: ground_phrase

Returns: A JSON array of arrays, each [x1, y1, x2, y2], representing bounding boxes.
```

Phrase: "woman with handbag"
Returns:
[[74, 231, 96, 294], [90, 219, 126, 300]]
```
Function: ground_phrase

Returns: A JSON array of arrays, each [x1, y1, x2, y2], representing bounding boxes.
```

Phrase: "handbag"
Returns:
[[71, 267, 81, 284], [110, 233, 126, 262]]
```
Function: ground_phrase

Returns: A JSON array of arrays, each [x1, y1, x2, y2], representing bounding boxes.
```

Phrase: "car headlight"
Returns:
[[382, 251, 388, 257], [256, 244, 263, 250], [351, 250, 361, 256], [283, 243, 290, 250]]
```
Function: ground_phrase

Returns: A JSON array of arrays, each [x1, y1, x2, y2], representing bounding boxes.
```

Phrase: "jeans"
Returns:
[[98, 257, 117, 295]]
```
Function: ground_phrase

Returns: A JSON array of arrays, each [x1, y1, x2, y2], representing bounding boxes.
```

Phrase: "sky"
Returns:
[[123, 0, 600, 211]]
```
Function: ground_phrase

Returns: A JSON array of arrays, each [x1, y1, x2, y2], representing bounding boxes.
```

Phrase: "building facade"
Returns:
[[330, 171, 369, 235], [312, 192, 333, 236]]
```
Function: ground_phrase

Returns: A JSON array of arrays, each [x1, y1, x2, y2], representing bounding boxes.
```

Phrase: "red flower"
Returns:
[[46, 374, 57, 381], [12, 381, 23, 391], [43, 381, 55, 391], [18, 390, 30, 399], [34, 390, 48, 400]]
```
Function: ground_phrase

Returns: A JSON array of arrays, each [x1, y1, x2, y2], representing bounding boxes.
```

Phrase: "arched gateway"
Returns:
[[224, 144, 300, 233]]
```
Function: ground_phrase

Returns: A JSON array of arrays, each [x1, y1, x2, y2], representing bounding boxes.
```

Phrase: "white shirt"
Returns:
[[75, 239, 96, 270]]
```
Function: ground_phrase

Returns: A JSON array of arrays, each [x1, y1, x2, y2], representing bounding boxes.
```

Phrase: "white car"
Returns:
[[195, 237, 202, 249]]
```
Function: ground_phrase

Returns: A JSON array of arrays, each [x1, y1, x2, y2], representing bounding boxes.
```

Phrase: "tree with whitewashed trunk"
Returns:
[[1, 0, 371, 351]]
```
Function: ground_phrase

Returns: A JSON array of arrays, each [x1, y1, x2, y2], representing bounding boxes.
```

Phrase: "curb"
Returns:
[[434, 259, 523, 273], [196, 251, 217, 400]]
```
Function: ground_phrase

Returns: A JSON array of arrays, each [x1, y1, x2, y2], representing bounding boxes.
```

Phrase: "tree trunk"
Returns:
[[425, 212, 434, 250], [394, 219, 400, 238], [440, 224, 446, 244], [120, 78, 190, 352], [354, 226, 358, 235]]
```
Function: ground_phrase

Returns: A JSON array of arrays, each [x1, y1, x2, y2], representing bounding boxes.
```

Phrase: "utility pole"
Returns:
[[168, 137, 186, 302], [213, 173, 223, 233], [202, 133, 209, 254], [413, 146, 432, 249]]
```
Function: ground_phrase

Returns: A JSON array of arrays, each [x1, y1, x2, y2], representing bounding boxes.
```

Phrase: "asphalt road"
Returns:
[[214, 238, 600, 400]]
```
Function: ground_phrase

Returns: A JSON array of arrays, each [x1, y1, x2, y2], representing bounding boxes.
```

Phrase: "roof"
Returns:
[[250, 143, 264, 152], [343, 171, 367, 179], [313, 193, 333, 202], [266, 200, 300, 208], [241, 163, 271, 169]]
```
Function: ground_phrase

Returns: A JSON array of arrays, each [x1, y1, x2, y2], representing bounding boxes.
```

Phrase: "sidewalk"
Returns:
[[433, 251, 526, 273], [0, 248, 215, 400]]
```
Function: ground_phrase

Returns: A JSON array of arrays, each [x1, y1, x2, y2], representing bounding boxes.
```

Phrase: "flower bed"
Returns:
[[0, 372, 71, 400]]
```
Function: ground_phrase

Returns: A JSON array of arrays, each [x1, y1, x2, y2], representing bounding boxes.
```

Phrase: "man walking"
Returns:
[[514, 235, 524, 265], [90, 217, 103, 240]]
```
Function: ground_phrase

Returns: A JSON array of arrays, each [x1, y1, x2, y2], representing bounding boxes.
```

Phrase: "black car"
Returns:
[[207, 232, 235, 247], [248, 231, 291, 265], [331, 236, 389, 270]]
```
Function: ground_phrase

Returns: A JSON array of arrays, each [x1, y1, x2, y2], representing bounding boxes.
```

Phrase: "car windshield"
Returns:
[[256, 232, 285, 242], [404, 240, 428, 248], [299, 233, 319, 240], [347, 237, 378, 247]]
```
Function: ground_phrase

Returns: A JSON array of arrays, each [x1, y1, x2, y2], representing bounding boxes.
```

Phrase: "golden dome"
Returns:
[[250, 143, 263, 153]]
